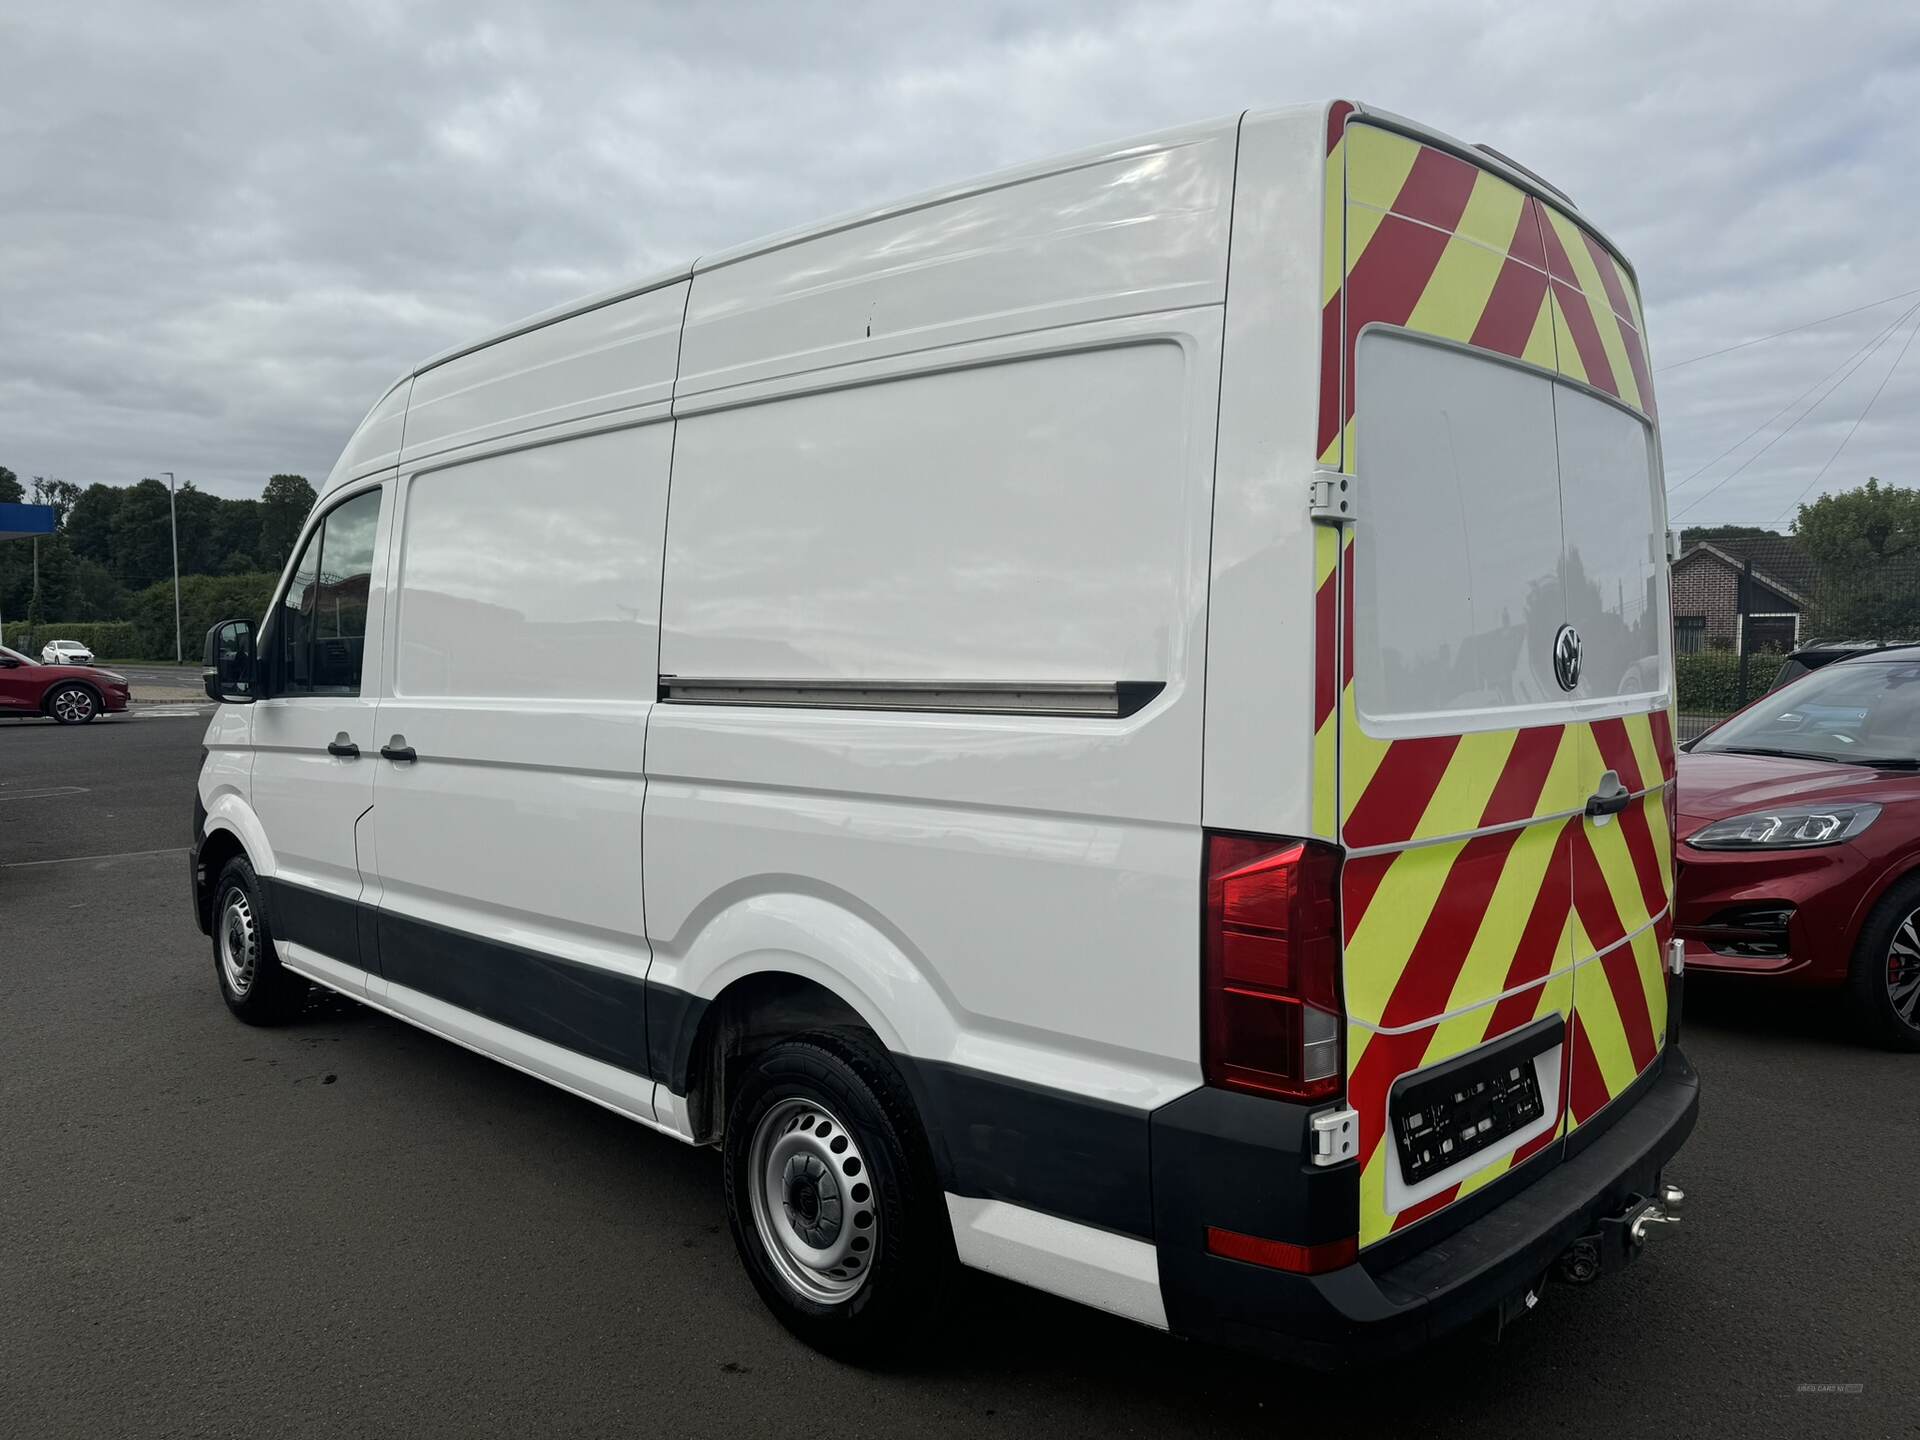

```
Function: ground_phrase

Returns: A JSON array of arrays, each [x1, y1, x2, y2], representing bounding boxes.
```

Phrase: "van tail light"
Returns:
[[1202, 832, 1344, 1102]]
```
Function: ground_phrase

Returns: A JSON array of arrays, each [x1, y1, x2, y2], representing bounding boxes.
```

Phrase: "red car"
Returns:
[[1676, 646, 1920, 1049], [0, 643, 130, 724]]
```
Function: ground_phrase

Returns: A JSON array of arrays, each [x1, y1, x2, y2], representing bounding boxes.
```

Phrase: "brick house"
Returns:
[[1670, 536, 1817, 655]]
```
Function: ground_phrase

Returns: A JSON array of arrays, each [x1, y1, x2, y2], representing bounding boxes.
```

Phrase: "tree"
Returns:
[[1795, 477, 1920, 641], [30, 476, 80, 526], [130, 571, 280, 660], [172, 483, 223, 575], [0, 465, 20, 504], [110, 479, 178, 592], [213, 497, 262, 571], [1680, 524, 1784, 546], [258, 474, 316, 575], [9, 535, 78, 640], [69, 556, 126, 621], [63, 483, 123, 566]]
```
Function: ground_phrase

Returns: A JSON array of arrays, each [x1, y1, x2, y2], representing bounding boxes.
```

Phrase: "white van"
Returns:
[[191, 99, 1696, 1362]]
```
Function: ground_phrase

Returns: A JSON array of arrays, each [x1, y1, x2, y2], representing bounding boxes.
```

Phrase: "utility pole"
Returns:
[[162, 471, 182, 663]]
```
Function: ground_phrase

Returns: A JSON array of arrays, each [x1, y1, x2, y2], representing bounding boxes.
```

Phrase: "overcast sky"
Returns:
[[3, 0, 1916, 529]]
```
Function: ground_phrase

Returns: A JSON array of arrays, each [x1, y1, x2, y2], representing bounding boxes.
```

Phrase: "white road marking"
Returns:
[[1, 845, 189, 869], [0, 785, 90, 801]]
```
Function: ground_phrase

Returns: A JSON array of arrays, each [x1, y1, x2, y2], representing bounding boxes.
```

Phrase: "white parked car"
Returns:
[[40, 638, 94, 665], [189, 98, 1696, 1363]]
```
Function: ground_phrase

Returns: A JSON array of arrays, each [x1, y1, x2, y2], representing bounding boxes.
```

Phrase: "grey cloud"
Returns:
[[2, 0, 1915, 525]]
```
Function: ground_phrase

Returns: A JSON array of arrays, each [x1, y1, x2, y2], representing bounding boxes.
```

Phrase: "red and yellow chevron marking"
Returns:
[[1317, 110, 1657, 475], [1310, 524, 1344, 839], [1567, 816, 1672, 1132], [1539, 206, 1657, 419], [1332, 537, 1674, 1242], [1317, 101, 1356, 470], [1569, 912, 1671, 1130], [1349, 965, 1575, 1247], [1317, 107, 1673, 1244]]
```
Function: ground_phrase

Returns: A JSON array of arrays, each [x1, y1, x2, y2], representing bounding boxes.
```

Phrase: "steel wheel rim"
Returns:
[[747, 1096, 878, 1304], [219, 887, 258, 997], [53, 688, 92, 722], [1888, 911, 1920, 1028]]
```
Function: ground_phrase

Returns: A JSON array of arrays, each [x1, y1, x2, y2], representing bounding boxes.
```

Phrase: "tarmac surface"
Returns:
[[1, 715, 1913, 1437]]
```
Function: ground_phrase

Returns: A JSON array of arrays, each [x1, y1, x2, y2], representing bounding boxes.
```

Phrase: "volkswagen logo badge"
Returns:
[[1553, 624, 1583, 692]]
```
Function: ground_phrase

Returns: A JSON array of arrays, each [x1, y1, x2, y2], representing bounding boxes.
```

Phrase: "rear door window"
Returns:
[[1555, 387, 1667, 701], [1351, 331, 1568, 735]]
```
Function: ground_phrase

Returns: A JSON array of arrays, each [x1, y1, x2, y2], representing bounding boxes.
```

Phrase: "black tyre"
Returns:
[[211, 855, 309, 1025], [46, 683, 98, 725], [1848, 875, 1920, 1051], [722, 1031, 951, 1360]]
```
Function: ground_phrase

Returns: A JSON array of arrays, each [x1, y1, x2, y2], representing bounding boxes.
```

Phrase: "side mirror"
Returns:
[[0, 657, 19, 669], [203, 618, 258, 704]]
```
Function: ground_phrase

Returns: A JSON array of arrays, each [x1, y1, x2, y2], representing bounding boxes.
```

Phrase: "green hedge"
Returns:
[[8, 621, 137, 659], [130, 573, 278, 661], [1676, 651, 1787, 715], [10, 576, 279, 661]]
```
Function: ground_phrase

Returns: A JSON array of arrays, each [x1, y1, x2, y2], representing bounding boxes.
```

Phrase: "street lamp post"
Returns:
[[162, 471, 182, 663]]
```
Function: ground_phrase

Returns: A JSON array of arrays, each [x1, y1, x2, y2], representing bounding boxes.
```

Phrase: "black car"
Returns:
[[1766, 639, 1915, 693]]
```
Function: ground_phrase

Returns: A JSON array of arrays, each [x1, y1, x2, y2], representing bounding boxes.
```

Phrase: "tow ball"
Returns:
[[1555, 1183, 1685, 1284], [1630, 1182, 1685, 1243]]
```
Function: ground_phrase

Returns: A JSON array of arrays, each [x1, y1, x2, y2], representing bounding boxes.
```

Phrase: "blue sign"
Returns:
[[0, 503, 57, 541]]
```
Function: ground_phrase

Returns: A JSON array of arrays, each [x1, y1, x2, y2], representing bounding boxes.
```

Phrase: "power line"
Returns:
[[1770, 304, 1920, 526], [1656, 286, 1920, 373], [1668, 299, 1920, 495], [1670, 297, 1920, 522]]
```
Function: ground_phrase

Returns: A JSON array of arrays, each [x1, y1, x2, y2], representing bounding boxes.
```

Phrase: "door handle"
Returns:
[[1586, 769, 1631, 819], [326, 735, 359, 759], [380, 736, 417, 763]]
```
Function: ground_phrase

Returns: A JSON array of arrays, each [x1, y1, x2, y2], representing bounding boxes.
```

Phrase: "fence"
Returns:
[[1675, 557, 1790, 743]]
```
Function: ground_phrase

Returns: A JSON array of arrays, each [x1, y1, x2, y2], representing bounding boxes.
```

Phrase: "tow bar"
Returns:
[[1556, 1183, 1685, 1284], [1630, 1183, 1686, 1243]]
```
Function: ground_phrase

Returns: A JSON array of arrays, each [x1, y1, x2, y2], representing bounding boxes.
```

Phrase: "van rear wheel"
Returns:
[[722, 1031, 950, 1360]]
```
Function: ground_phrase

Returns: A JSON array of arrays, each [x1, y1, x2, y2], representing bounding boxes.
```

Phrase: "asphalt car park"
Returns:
[[1, 716, 1913, 1438]]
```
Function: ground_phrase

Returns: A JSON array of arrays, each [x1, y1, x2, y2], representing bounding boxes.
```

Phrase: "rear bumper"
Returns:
[[1151, 1046, 1699, 1365]]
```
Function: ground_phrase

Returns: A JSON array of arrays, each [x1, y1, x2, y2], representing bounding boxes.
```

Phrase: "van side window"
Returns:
[[275, 528, 322, 693], [275, 488, 382, 698]]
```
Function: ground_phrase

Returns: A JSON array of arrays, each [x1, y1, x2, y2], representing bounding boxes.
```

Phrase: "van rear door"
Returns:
[[1319, 111, 1671, 1249], [1555, 372, 1675, 1137]]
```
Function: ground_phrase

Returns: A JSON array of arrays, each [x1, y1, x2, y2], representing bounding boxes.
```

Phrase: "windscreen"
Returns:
[[1694, 660, 1920, 764]]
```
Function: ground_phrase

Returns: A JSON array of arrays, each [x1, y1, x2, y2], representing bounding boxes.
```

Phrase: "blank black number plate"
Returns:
[[1392, 1045, 1547, 1186]]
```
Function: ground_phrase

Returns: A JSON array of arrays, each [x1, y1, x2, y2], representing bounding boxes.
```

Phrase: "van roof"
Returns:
[[404, 98, 1620, 386], [407, 108, 1253, 382]]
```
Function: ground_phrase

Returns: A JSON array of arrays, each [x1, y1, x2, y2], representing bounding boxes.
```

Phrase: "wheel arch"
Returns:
[[655, 888, 963, 1145], [41, 677, 104, 716], [675, 971, 876, 1144], [194, 799, 277, 932], [1845, 856, 1920, 959]]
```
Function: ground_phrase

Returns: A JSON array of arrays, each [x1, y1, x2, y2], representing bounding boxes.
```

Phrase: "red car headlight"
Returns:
[[1688, 803, 1880, 850]]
